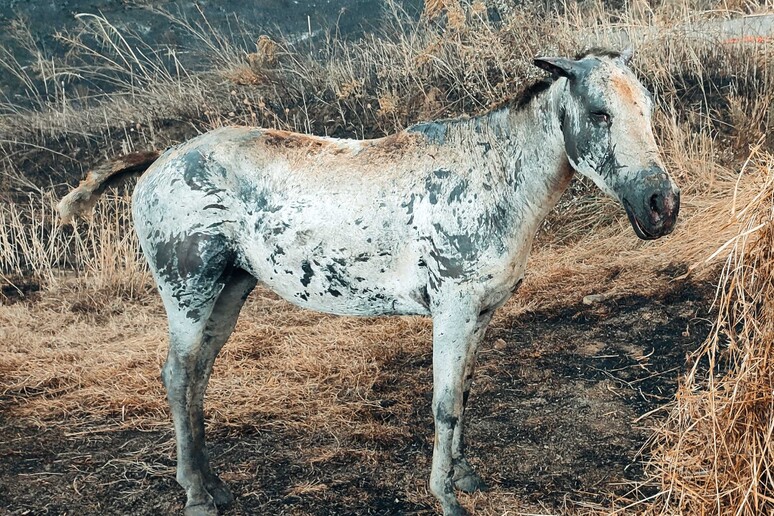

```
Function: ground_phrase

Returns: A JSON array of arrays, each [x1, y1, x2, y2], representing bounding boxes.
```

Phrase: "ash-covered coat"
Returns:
[[59, 49, 679, 516]]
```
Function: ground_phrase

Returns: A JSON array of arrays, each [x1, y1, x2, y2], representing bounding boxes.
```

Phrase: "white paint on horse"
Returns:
[[59, 50, 681, 516]]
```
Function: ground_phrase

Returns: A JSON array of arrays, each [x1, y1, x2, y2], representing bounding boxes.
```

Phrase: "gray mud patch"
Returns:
[[0, 283, 711, 514]]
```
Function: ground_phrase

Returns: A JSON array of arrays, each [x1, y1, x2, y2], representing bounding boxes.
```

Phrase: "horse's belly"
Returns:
[[253, 264, 430, 316], [269, 280, 428, 316], [238, 231, 430, 317]]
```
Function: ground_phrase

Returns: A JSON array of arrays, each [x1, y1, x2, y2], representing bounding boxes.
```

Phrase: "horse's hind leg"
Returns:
[[451, 311, 491, 493], [150, 233, 256, 515], [192, 268, 257, 506]]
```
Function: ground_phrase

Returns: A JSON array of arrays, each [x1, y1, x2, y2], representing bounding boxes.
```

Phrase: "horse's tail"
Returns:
[[58, 149, 161, 223]]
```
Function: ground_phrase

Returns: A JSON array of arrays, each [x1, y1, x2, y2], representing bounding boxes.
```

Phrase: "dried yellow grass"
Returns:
[[640, 151, 774, 515], [0, 192, 151, 299], [0, 281, 432, 435], [0, 143, 766, 437]]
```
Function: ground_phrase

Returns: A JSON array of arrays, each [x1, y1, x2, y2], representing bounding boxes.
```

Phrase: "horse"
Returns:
[[58, 48, 679, 516]]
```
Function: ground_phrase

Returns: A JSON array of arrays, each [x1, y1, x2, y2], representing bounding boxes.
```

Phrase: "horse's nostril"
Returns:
[[649, 192, 661, 216]]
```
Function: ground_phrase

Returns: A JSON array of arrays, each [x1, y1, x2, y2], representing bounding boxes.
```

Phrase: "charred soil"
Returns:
[[0, 282, 712, 515]]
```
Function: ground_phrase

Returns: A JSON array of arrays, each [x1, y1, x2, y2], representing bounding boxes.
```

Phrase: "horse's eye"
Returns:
[[592, 112, 610, 124]]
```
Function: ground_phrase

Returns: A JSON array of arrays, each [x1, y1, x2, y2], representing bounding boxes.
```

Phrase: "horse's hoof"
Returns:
[[453, 459, 488, 493], [442, 502, 470, 516], [184, 501, 218, 516], [454, 471, 488, 493], [208, 482, 235, 507]]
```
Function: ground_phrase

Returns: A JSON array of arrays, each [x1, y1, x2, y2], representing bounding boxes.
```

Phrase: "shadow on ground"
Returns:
[[0, 282, 712, 515]]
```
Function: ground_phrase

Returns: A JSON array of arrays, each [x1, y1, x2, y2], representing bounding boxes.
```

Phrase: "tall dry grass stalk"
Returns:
[[0, 192, 151, 301], [2, 0, 772, 154], [641, 151, 774, 514]]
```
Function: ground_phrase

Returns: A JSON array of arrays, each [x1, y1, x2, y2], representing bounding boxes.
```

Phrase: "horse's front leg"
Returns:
[[451, 311, 492, 493], [429, 303, 489, 516]]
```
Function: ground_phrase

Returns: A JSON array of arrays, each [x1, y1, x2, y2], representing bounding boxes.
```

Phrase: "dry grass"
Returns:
[[1, 0, 772, 189], [636, 152, 774, 515], [0, 191, 151, 301], [0, 276, 432, 434], [1, 0, 774, 514]]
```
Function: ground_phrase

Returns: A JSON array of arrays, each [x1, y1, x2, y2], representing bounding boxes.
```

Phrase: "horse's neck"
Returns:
[[499, 82, 573, 224]]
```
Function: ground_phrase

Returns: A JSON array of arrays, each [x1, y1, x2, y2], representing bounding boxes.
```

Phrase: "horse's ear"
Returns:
[[533, 57, 581, 79], [619, 47, 634, 65]]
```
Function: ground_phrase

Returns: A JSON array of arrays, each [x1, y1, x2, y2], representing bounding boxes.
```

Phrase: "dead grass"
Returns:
[[1, 0, 772, 190], [1, 0, 774, 514], [0, 192, 151, 302], [635, 151, 774, 515], [0, 279, 431, 434]]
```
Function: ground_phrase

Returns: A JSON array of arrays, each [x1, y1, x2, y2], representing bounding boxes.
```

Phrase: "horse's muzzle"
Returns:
[[622, 168, 680, 240]]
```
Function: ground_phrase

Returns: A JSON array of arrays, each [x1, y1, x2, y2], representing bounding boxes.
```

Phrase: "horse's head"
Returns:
[[534, 49, 680, 240]]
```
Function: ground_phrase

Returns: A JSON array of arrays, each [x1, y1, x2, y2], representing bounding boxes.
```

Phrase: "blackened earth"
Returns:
[[0, 283, 712, 515]]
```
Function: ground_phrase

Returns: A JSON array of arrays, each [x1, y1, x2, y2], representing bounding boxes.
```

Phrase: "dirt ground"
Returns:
[[0, 281, 712, 515]]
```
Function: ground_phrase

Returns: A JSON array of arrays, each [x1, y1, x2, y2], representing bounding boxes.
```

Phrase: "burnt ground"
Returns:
[[0, 0, 424, 105], [0, 283, 713, 515]]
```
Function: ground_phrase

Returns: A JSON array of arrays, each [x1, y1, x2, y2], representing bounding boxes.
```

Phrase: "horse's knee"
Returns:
[[161, 357, 174, 391], [161, 349, 191, 394]]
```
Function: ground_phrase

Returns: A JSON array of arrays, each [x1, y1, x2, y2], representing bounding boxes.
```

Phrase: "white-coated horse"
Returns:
[[59, 48, 679, 515]]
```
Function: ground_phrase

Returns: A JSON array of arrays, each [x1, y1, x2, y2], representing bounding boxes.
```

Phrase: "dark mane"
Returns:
[[481, 77, 554, 114], [412, 53, 615, 134], [407, 76, 555, 141], [575, 47, 622, 60], [511, 78, 554, 109]]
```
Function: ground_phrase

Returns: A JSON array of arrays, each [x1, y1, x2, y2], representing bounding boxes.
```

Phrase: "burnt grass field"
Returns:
[[0, 282, 713, 515], [2, 0, 773, 514]]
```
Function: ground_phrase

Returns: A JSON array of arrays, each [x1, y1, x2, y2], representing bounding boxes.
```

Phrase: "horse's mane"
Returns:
[[509, 79, 554, 110], [407, 77, 554, 137], [412, 47, 622, 129], [575, 47, 623, 60], [479, 77, 553, 115]]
